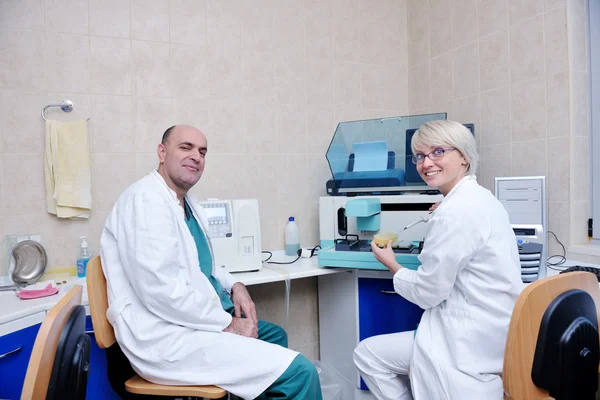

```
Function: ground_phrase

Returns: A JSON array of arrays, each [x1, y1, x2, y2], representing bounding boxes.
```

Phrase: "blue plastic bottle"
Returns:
[[77, 236, 91, 278]]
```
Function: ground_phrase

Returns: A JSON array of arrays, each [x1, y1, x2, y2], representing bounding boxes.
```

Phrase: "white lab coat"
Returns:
[[100, 171, 297, 400], [394, 175, 524, 399]]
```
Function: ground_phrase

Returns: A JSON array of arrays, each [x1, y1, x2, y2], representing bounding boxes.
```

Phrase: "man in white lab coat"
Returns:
[[100, 125, 322, 400], [353, 120, 524, 400]]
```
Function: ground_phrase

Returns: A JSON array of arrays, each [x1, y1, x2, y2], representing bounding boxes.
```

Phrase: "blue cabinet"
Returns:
[[0, 319, 41, 400], [85, 315, 121, 400]]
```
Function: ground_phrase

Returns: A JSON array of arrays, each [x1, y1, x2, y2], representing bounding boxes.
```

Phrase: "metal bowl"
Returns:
[[11, 240, 48, 286]]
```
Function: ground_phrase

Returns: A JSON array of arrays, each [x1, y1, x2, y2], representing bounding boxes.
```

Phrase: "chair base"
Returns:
[[125, 375, 226, 399]]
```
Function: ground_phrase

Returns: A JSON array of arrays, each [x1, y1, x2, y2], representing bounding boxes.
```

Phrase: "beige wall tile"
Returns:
[[332, 4, 362, 63], [306, 61, 335, 107], [243, 51, 275, 105], [45, 0, 88, 34], [568, 0, 588, 72], [3, 154, 46, 215], [306, 107, 336, 155], [276, 105, 307, 153], [306, 15, 333, 62], [90, 37, 132, 95], [92, 153, 137, 212], [571, 135, 589, 202], [49, 218, 89, 267], [134, 98, 174, 153], [207, 0, 242, 49], [274, 53, 305, 106], [430, 52, 453, 106], [508, 0, 544, 25], [244, 103, 277, 154], [0, 0, 44, 30], [273, 0, 304, 57], [480, 144, 511, 192], [409, 63, 431, 111], [384, 0, 408, 60], [480, 86, 511, 146], [208, 102, 245, 153], [545, 0, 565, 10], [4, 214, 55, 265], [452, 94, 481, 145], [544, 6, 568, 75], [571, 70, 589, 137], [479, 30, 509, 91], [286, 277, 319, 348], [131, 0, 169, 42], [359, 18, 387, 65], [242, 0, 274, 53], [453, 43, 480, 99], [46, 93, 92, 122], [0, 30, 45, 91], [509, 16, 545, 83], [131, 40, 171, 98], [90, 95, 134, 154], [335, 62, 362, 110], [170, 0, 207, 45], [385, 62, 410, 113], [0, 91, 47, 153], [547, 137, 569, 201], [46, 33, 90, 93], [547, 201, 569, 256], [172, 99, 210, 131], [451, 0, 478, 48], [570, 200, 588, 245], [135, 153, 158, 180], [89, 0, 130, 38], [429, 0, 452, 58], [478, 0, 508, 38], [511, 77, 546, 141], [511, 139, 546, 176], [170, 44, 209, 99], [407, 0, 430, 67], [361, 64, 387, 110], [565, 251, 590, 263], [546, 71, 570, 138]]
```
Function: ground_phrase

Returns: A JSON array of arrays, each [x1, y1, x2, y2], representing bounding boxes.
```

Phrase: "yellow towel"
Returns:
[[44, 120, 92, 219]]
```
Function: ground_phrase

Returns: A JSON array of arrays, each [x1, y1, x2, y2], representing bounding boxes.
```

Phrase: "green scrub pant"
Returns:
[[255, 320, 323, 400]]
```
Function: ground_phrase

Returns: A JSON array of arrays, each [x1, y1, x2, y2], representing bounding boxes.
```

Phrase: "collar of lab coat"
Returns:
[[151, 170, 181, 205], [437, 175, 477, 213]]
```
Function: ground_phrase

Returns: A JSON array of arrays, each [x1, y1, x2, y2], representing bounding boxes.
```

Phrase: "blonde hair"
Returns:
[[411, 120, 478, 175]]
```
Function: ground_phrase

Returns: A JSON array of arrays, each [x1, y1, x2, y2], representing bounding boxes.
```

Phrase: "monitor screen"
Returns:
[[404, 123, 475, 184]]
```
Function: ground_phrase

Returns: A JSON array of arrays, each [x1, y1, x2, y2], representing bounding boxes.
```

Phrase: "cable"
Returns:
[[267, 255, 301, 265], [546, 230, 567, 270], [261, 251, 273, 263]]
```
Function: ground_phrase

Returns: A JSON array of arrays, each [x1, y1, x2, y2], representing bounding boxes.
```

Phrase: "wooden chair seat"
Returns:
[[86, 256, 226, 399], [125, 375, 226, 398]]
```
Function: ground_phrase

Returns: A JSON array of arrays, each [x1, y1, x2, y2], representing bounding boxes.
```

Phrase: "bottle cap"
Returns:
[[289, 216, 295, 222], [79, 236, 88, 248]]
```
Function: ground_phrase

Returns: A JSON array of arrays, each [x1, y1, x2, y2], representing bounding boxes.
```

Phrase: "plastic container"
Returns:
[[285, 217, 300, 256], [313, 360, 354, 400], [76, 236, 91, 278]]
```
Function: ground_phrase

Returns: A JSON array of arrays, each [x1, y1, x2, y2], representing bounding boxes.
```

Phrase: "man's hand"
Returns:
[[371, 240, 403, 274], [231, 282, 258, 328], [223, 317, 258, 338]]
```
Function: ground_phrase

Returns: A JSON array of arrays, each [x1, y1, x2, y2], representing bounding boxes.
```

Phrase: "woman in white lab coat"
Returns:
[[353, 120, 524, 400]]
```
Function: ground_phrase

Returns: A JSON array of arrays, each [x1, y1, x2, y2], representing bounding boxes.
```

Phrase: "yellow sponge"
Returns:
[[372, 232, 398, 248]]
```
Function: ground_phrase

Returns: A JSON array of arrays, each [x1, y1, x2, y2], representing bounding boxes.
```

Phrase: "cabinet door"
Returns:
[[85, 316, 121, 400], [358, 277, 424, 340], [0, 323, 41, 400]]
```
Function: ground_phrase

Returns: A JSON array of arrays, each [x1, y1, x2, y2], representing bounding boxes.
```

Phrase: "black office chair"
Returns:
[[21, 285, 91, 400], [503, 272, 600, 400]]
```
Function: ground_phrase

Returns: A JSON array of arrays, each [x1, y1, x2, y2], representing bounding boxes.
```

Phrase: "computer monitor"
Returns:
[[404, 123, 475, 185]]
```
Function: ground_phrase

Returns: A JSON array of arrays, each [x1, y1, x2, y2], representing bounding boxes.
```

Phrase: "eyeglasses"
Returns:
[[411, 148, 456, 164]]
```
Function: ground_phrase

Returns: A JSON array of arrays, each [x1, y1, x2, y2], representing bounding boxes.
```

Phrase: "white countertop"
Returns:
[[0, 253, 343, 328]]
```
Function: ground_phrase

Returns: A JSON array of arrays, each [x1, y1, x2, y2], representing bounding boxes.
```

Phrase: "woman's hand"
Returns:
[[429, 202, 440, 213], [370, 240, 403, 273]]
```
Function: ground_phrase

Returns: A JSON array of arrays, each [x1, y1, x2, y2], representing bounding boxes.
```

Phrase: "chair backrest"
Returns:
[[21, 285, 83, 399], [86, 256, 116, 349], [503, 271, 600, 400]]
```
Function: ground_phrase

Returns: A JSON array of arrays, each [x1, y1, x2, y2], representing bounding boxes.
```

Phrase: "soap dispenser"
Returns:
[[77, 236, 91, 278]]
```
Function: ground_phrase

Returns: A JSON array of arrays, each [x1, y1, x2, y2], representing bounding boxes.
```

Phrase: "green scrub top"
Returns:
[[184, 200, 235, 314]]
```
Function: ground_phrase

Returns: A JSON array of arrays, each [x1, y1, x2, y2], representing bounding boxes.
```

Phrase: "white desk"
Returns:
[[0, 253, 343, 330]]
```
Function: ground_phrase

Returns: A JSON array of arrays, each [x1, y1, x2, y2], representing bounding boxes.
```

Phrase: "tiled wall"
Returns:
[[404, 0, 590, 258], [0, 0, 410, 357]]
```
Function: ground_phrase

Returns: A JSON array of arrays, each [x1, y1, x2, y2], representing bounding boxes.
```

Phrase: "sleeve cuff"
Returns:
[[393, 268, 416, 294]]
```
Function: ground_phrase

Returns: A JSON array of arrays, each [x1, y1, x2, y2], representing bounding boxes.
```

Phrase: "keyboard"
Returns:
[[559, 265, 600, 282]]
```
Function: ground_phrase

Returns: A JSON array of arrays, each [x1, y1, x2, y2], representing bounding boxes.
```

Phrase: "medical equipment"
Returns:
[[495, 176, 547, 282], [318, 194, 442, 269], [197, 198, 262, 273], [372, 215, 432, 247]]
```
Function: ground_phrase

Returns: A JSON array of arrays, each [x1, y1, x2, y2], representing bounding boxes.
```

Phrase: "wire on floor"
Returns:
[[546, 230, 567, 271]]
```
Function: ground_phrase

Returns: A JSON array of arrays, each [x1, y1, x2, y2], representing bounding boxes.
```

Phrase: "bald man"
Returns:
[[100, 125, 322, 399]]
